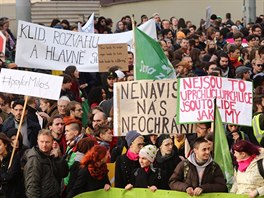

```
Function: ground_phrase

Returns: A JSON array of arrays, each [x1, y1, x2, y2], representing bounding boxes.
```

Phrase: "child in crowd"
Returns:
[[125, 144, 161, 192]]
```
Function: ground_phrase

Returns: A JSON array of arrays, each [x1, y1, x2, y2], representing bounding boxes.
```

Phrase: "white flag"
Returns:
[[80, 13, 94, 33]]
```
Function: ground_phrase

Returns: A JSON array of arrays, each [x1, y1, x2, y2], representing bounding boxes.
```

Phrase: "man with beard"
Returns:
[[169, 137, 227, 196], [217, 52, 235, 78]]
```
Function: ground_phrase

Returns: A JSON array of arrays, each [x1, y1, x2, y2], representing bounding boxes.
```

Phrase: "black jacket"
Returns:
[[153, 149, 181, 189], [69, 167, 110, 197], [2, 115, 41, 148], [24, 147, 68, 198], [115, 153, 140, 188]]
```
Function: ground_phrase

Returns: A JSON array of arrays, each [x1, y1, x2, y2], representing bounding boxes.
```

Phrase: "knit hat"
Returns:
[[125, 130, 142, 146], [156, 134, 172, 148], [139, 145, 158, 163], [235, 66, 251, 75], [107, 71, 118, 79]]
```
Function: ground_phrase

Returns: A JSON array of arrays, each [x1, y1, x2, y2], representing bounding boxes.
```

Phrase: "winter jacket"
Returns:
[[230, 153, 264, 196], [169, 153, 227, 193], [24, 147, 68, 198], [153, 149, 181, 189], [2, 116, 41, 148], [69, 167, 110, 197], [115, 153, 140, 188]]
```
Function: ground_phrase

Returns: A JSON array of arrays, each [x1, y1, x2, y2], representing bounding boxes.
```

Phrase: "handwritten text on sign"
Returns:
[[114, 80, 193, 136], [0, 68, 63, 100], [15, 20, 156, 72], [178, 76, 253, 126], [98, 43, 128, 72]]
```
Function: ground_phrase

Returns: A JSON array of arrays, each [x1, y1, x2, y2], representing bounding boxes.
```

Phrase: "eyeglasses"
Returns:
[[133, 142, 145, 147], [197, 125, 207, 130], [256, 64, 264, 67]]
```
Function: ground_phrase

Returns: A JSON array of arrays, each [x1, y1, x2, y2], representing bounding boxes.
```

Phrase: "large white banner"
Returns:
[[178, 76, 253, 126], [0, 68, 63, 100], [15, 20, 156, 72], [113, 80, 194, 136]]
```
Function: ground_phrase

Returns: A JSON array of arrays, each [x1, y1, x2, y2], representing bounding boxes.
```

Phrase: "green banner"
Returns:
[[75, 188, 255, 198]]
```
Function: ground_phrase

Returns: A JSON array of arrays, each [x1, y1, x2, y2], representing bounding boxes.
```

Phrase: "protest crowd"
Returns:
[[1, 10, 264, 198]]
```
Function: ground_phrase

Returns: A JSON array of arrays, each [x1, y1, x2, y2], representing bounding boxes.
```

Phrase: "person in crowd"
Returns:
[[225, 124, 249, 150], [60, 74, 75, 101], [24, 129, 68, 198], [63, 118, 86, 191], [125, 144, 161, 192], [231, 140, 264, 197], [185, 122, 211, 153], [57, 96, 71, 117], [115, 130, 144, 188], [169, 137, 228, 195], [37, 98, 57, 128], [87, 86, 106, 108], [2, 99, 41, 148], [64, 65, 83, 103], [95, 16, 107, 33], [103, 71, 118, 99], [0, 132, 26, 198], [252, 95, 264, 147], [154, 134, 181, 189], [66, 137, 97, 197], [217, 52, 235, 78], [251, 59, 264, 79], [94, 124, 113, 149], [47, 115, 67, 155], [64, 101, 83, 122], [92, 111, 108, 130], [69, 145, 111, 197], [235, 66, 251, 81]]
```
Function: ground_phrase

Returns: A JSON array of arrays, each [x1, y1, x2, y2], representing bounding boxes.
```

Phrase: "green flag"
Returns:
[[134, 28, 176, 80], [214, 105, 234, 188]]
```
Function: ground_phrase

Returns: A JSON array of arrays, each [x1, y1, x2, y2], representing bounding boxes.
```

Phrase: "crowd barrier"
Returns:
[[75, 188, 257, 198]]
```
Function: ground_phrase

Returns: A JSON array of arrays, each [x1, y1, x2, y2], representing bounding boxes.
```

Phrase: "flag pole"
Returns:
[[212, 97, 217, 158], [8, 95, 29, 169], [131, 14, 136, 80]]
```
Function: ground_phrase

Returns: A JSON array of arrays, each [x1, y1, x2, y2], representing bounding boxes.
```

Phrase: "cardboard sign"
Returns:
[[0, 68, 63, 100], [15, 20, 156, 72], [98, 43, 128, 72], [178, 76, 253, 126], [114, 79, 193, 136]]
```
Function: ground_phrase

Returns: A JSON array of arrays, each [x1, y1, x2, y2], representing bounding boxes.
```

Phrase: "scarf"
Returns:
[[88, 162, 109, 180], [126, 149, 139, 161], [237, 154, 256, 172], [155, 150, 175, 163]]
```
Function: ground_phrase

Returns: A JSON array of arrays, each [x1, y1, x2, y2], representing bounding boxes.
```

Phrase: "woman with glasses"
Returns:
[[115, 130, 144, 188]]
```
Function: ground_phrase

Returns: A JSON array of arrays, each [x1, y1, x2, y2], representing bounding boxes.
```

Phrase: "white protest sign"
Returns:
[[81, 13, 95, 33], [178, 76, 253, 126], [0, 68, 63, 100], [114, 79, 194, 136], [15, 19, 156, 72]]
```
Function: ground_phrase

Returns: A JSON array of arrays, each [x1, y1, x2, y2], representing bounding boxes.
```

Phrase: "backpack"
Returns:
[[257, 158, 264, 179]]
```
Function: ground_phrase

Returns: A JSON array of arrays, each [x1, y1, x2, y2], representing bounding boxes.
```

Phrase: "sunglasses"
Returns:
[[256, 64, 264, 67]]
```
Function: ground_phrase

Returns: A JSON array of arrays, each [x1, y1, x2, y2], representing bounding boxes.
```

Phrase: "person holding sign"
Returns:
[[2, 99, 41, 148], [169, 137, 227, 195]]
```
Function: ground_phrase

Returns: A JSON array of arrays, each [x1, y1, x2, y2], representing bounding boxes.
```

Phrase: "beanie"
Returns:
[[156, 134, 172, 148], [139, 144, 158, 163], [125, 130, 141, 146]]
